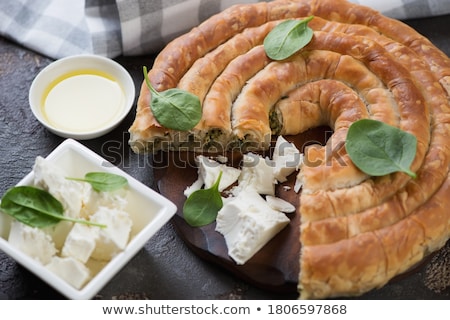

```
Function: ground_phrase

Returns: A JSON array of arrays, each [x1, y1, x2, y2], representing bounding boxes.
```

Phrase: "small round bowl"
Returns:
[[29, 55, 135, 140]]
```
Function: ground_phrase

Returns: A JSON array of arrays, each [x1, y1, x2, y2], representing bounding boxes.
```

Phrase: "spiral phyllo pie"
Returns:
[[129, 0, 450, 299]]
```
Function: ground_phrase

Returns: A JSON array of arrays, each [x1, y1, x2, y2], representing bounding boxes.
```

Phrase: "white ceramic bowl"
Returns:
[[29, 55, 135, 140], [0, 139, 177, 299]]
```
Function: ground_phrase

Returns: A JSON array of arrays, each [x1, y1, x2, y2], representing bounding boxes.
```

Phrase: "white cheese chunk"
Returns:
[[273, 135, 302, 183], [265, 195, 296, 213], [216, 155, 228, 164], [33, 156, 90, 218], [81, 188, 128, 218], [237, 153, 275, 196], [46, 256, 90, 289], [8, 221, 57, 265], [195, 155, 241, 192], [294, 174, 303, 193], [61, 223, 99, 263], [216, 189, 290, 265], [90, 207, 132, 261], [183, 175, 204, 197], [43, 221, 74, 250]]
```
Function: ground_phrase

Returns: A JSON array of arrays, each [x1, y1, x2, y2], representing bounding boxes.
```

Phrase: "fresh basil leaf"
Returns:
[[346, 119, 417, 178], [0, 186, 106, 228], [264, 16, 314, 60], [67, 172, 127, 192], [183, 171, 223, 227], [143, 66, 202, 131]]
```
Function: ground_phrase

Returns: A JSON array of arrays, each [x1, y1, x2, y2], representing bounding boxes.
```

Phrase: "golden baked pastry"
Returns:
[[129, 0, 450, 299]]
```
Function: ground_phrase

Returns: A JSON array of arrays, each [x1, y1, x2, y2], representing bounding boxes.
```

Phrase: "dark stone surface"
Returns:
[[0, 14, 449, 300]]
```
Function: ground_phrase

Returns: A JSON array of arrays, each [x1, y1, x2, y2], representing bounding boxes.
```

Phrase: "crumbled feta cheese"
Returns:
[[46, 256, 90, 289], [192, 155, 241, 193], [184, 175, 205, 197], [216, 155, 228, 164], [216, 189, 290, 265], [294, 174, 303, 193], [184, 136, 305, 265], [90, 207, 132, 261], [265, 195, 296, 213], [8, 221, 57, 265], [237, 153, 275, 196], [199, 155, 241, 191], [273, 136, 302, 183]]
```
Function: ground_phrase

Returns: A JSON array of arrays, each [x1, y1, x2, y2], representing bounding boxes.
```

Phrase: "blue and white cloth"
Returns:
[[0, 0, 449, 60]]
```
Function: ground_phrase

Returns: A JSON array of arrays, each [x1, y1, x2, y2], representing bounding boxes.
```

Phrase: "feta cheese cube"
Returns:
[[33, 156, 90, 218], [61, 223, 99, 263], [90, 207, 132, 261], [216, 189, 290, 265], [8, 221, 57, 265], [44, 221, 74, 250], [81, 188, 128, 218], [46, 256, 90, 289]]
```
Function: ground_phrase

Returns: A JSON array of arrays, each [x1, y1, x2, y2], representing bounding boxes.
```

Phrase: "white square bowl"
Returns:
[[0, 139, 177, 299]]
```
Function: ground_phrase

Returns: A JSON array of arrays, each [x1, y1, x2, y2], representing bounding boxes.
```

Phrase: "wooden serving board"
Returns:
[[154, 127, 331, 293]]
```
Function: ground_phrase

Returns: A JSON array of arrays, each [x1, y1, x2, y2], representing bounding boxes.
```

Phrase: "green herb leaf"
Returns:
[[0, 186, 106, 228], [183, 171, 223, 227], [143, 66, 202, 131], [346, 119, 417, 178], [67, 172, 128, 192], [263, 16, 314, 60]]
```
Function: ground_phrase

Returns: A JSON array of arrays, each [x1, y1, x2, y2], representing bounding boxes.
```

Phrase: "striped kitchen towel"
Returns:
[[0, 0, 449, 59]]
